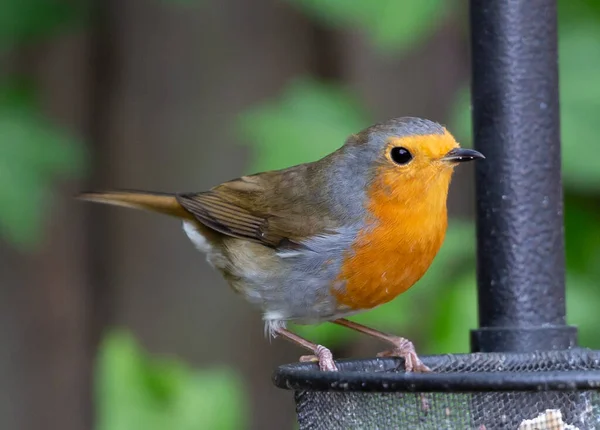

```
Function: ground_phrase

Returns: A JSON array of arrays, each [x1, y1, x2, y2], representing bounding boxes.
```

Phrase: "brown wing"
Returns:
[[176, 191, 284, 246], [175, 167, 336, 248]]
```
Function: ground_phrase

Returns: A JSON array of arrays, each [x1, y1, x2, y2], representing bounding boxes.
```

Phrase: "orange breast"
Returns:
[[333, 168, 449, 310]]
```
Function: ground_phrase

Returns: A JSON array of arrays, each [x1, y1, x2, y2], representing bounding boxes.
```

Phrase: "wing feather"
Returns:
[[175, 170, 338, 249]]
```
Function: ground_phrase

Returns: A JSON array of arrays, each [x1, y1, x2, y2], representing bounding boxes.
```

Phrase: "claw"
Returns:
[[299, 354, 319, 363], [299, 345, 338, 371], [376, 337, 431, 372]]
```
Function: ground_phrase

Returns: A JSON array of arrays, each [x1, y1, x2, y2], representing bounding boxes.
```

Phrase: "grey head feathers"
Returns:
[[318, 117, 446, 221], [367, 116, 445, 136], [350, 117, 446, 148]]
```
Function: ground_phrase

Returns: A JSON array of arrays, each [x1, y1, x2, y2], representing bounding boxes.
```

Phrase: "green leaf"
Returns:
[[237, 77, 370, 173], [564, 194, 600, 275], [96, 331, 247, 430], [0, 82, 86, 249], [290, 322, 354, 349], [0, 0, 80, 49], [558, 23, 600, 191], [558, 0, 600, 27], [286, 0, 447, 53], [566, 273, 600, 349], [447, 86, 472, 147], [427, 272, 477, 355]]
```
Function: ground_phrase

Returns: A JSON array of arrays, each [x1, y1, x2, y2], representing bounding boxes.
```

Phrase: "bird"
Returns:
[[79, 117, 484, 372]]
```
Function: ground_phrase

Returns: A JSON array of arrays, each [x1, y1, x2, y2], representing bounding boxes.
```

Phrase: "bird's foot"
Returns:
[[376, 337, 431, 373], [299, 345, 338, 371]]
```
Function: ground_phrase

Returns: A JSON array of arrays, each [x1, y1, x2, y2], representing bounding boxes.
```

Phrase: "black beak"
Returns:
[[441, 147, 485, 163]]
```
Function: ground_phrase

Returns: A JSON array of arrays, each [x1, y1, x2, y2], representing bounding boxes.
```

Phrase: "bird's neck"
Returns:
[[372, 168, 452, 222]]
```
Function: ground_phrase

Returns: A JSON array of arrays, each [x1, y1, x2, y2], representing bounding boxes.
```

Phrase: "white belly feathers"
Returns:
[[182, 220, 212, 253]]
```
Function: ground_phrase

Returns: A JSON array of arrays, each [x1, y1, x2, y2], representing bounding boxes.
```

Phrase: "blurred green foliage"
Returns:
[[0, 0, 81, 49], [558, 24, 600, 192], [96, 332, 247, 430], [0, 81, 85, 249], [286, 0, 447, 53], [0, 0, 86, 250], [238, 78, 371, 172]]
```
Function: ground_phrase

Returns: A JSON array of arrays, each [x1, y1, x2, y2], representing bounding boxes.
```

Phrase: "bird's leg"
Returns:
[[274, 327, 338, 371], [332, 318, 430, 373]]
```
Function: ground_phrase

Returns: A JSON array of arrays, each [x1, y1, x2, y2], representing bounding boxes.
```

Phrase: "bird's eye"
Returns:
[[390, 147, 413, 165]]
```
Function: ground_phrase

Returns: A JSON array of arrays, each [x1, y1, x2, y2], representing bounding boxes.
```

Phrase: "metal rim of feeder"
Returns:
[[274, 353, 600, 393]]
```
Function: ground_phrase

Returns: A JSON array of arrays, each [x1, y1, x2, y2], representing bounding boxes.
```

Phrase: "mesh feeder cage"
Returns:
[[273, 1, 600, 429]]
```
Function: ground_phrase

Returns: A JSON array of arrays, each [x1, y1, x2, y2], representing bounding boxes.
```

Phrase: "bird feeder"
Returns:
[[272, 1, 600, 428]]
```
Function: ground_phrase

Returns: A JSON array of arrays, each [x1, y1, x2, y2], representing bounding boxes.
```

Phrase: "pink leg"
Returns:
[[274, 327, 338, 371], [332, 318, 431, 373]]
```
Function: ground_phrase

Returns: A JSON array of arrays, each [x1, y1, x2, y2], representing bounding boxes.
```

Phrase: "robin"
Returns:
[[79, 117, 484, 372]]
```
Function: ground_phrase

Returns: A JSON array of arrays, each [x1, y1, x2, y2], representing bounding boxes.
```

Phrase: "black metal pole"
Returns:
[[469, 0, 578, 352]]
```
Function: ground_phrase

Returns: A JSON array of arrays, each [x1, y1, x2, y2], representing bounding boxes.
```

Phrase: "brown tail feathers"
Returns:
[[77, 190, 193, 219]]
